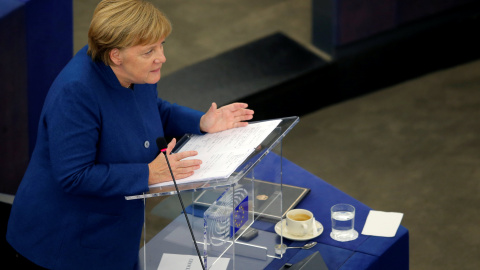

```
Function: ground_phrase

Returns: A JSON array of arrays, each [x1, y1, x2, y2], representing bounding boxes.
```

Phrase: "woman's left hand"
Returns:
[[200, 102, 254, 133]]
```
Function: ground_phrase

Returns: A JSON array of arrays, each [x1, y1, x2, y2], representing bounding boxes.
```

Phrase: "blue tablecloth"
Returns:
[[161, 152, 409, 269], [252, 154, 409, 270]]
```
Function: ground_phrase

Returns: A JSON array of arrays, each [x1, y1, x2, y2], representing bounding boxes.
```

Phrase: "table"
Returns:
[[142, 153, 409, 269], [255, 154, 409, 270]]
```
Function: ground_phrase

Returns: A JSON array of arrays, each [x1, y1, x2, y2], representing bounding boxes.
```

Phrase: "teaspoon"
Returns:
[[274, 241, 317, 255]]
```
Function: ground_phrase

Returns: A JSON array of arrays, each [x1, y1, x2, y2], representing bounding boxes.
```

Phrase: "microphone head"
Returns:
[[156, 137, 168, 152]]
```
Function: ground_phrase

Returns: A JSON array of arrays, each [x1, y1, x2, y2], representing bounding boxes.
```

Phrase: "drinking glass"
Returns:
[[330, 203, 358, 242]]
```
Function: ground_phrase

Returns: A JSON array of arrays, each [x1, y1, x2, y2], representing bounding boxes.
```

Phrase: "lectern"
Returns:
[[126, 117, 299, 270]]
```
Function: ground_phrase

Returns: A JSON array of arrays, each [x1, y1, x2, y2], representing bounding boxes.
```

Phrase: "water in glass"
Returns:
[[331, 211, 355, 240]]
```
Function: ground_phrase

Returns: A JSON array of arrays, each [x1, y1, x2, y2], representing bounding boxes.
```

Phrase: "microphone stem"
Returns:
[[163, 153, 206, 270]]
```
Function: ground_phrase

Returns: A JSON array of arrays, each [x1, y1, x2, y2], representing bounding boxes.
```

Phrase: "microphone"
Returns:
[[156, 137, 205, 270]]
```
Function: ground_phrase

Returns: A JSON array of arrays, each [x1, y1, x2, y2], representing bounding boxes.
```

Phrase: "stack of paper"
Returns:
[[150, 119, 281, 188]]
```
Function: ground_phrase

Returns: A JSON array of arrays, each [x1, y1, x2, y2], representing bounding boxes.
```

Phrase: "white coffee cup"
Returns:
[[286, 209, 314, 237]]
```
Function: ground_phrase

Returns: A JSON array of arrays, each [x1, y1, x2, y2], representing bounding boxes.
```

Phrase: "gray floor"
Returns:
[[283, 61, 480, 269], [74, 1, 480, 269]]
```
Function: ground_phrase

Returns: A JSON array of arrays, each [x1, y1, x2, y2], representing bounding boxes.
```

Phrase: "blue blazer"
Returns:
[[7, 46, 204, 269]]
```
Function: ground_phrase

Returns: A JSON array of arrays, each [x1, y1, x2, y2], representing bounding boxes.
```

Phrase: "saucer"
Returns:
[[274, 219, 323, 241]]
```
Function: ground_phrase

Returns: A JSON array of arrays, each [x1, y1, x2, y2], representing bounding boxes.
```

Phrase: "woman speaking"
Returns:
[[6, 0, 253, 269]]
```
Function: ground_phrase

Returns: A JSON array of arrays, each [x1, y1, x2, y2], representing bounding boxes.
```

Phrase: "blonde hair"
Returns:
[[87, 0, 172, 65]]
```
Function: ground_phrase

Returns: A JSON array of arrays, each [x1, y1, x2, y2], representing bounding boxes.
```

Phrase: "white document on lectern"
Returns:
[[158, 253, 229, 270], [149, 119, 282, 188]]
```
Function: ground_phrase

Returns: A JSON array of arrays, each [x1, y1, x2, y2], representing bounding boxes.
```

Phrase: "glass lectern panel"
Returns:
[[130, 117, 299, 270]]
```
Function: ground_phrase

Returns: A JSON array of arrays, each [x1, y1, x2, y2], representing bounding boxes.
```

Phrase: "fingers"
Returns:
[[170, 150, 201, 169], [232, 108, 254, 124], [148, 149, 202, 185], [174, 150, 199, 160], [234, 121, 249, 128], [228, 104, 254, 116], [231, 115, 253, 128], [169, 153, 202, 180], [166, 138, 176, 155], [236, 109, 254, 118], [169, 163, 200, 179], [217, 103, 254, 117], [200, 102, 254, 133], [231, 102, 249, 109], [178, 158, 202, 168], [207, 102, 217, 113], [220, 103, 254, 129]]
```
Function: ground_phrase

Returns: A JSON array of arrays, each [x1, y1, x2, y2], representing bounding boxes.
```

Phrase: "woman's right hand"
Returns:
[[147, 138, 202, 185]]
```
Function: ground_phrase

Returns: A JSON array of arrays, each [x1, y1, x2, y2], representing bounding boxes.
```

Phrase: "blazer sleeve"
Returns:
[[157, 97, 204, 137]]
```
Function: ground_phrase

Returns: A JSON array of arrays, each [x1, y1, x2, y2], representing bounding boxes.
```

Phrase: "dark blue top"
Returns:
[[7, 46, 204, 269]]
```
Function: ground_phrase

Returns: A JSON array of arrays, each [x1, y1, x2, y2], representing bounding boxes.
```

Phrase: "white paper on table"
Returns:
[[157, 253, 230, 270], [150, 119, 281, 188], [361, 210, 404, 237]]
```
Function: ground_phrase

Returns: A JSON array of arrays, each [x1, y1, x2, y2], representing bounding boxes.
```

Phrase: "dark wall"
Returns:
[[0, 2, 29, 197], [313, 0, 476, 55], [0, 0, 73, 195]]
